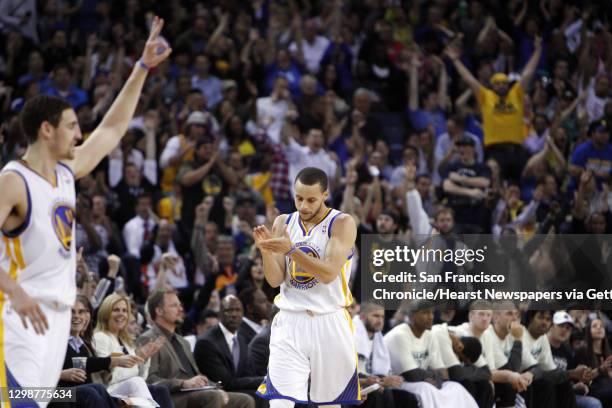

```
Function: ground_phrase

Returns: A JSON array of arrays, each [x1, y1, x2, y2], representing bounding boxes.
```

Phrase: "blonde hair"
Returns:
[[95, 293, 134, 347]]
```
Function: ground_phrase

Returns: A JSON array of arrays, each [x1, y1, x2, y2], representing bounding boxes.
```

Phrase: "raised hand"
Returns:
[[140, 16, 172, 68]]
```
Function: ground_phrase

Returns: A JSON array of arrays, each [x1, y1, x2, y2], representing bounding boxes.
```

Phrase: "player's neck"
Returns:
[[301, 206, 329, 228], [22, 145, 58, 183]]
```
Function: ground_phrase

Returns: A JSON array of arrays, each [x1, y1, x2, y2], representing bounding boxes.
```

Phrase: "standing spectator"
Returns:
[[191, 54, 223, 110], [178, 135, 237, 234], [441, 137, 491, 233], [446, 36, 542, 182], [289, 18, 330, 74], [434, 115, 484, 185], [569, 120, 612, 190], [284, 127, 339, 196], [44, 64, 88, 109], [0, 0, 38, 43], [256, 76, 291, 144]]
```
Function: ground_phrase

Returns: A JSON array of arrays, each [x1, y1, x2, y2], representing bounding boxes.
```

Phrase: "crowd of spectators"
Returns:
[[2, 0, 612, 407]]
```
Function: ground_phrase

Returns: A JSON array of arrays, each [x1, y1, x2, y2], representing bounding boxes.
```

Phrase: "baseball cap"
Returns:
[[490, 73, 509, 84], [186, 111, 209, 127], [553, 311, 575, 327], [588, 119, 609, 135]]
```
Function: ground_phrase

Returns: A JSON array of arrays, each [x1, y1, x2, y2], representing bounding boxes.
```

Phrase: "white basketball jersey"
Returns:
[[274, 208, 354, 314], [0, 161, 76, 307]]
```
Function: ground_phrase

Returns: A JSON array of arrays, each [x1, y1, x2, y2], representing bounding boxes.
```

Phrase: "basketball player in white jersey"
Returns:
[[0, 17, 171, 403], [253, 167, 360, 407]]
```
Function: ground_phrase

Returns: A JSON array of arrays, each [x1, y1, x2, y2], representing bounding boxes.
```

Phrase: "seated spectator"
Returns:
[[184, 310, 220, 352], [92, 294, 172, 407], [194, 295, 264, 397], [141, 290, 255, 408], [56, 295, 132, 408], [248, 306, 280, 377], [237, 287, 271, 345], [355, 302, 419, 408], [574, 318, 612, 407], [520, 310, 581, 408], [383, 304, 479, 408], [548, 311, 604, 408]]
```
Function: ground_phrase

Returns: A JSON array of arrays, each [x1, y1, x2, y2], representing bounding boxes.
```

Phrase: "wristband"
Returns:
[[285, 245, 297, 257], [137, 59, 150, 71]]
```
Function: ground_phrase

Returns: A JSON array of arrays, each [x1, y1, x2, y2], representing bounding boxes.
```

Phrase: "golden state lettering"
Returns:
[[289, 243, 320, 290], [493, 99, 517, 115], [52, 203, 75, 251]]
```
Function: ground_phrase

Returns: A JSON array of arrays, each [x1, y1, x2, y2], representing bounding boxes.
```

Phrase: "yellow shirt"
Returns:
[[478, 83, 526, 147]]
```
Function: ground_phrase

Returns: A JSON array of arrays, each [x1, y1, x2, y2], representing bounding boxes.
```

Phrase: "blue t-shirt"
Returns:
[[570, 140, 612, 189], [408, 108, 447, 137]]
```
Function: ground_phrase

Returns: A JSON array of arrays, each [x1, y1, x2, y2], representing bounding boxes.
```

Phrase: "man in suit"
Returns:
[[238, 288, 271, 345], [140, 290, 255, 408], [194, 295, 265, 398]]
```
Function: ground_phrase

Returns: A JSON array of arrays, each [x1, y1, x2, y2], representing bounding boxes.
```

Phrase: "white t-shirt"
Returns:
[[481, 325, 537, 371], [384, 323, 445, 374], [289, 36, 330, 74], [521, 331, 557, 371]]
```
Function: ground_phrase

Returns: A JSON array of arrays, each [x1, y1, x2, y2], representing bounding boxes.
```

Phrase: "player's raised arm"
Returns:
[[67, 16, 172, 179], [0, 173, 48, 334], [254, 214, 288, 288]]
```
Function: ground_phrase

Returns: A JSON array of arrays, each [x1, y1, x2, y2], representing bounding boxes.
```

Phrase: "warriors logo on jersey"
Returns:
[[51, 202, 75, 253], [289, 242, 321, 290]]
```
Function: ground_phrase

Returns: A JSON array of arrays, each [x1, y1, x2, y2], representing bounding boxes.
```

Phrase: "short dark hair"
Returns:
[[198, 309, 219, 325], [523, 310, 551, 328], [19, 95, 72, 144], [238, 287, 259, 309], [295, 167, 328, 191], [147, 289, 176, 321], [460, 336, 482, 364]]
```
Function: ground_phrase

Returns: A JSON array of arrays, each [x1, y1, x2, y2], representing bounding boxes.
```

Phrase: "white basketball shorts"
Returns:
[[256, 308, 361, 406], [0, 298, 71, 408]]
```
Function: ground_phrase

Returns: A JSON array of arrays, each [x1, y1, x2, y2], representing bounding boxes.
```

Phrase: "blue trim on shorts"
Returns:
[[310, 369, 361, 406], [256, 374, 309, 405], [6, 365, 39, 407]]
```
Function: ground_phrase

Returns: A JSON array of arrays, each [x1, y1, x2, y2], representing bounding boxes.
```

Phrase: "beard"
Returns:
[[301, 202, 323, 222]]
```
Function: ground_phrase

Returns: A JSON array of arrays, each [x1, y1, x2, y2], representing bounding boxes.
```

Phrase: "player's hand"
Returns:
[[61, 368, 87, 383], [140, 16, 172, 68], [10, 285, 48, 335], [258, 225, 293, 254], [253, 225, 273, 251]]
